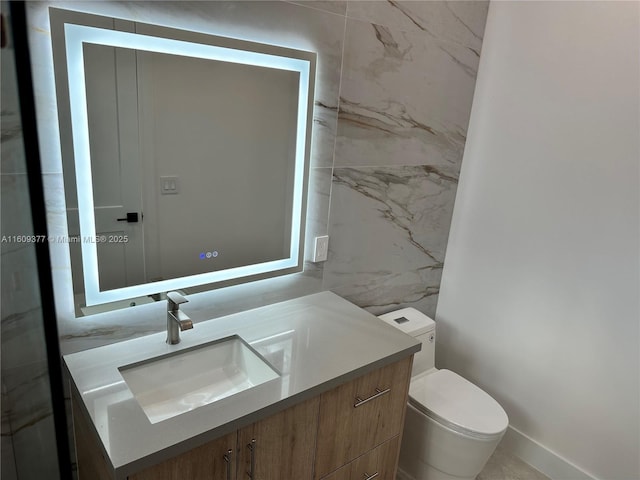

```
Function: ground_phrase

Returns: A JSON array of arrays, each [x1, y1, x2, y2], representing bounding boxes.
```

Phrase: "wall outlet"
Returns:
[[313, 235, 329, 262]]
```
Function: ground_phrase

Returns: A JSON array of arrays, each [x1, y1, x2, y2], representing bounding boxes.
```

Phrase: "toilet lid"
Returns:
[[409, 369, 508, 439]]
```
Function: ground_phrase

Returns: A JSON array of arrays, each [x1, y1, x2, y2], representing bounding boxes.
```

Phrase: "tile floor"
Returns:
[[478, 445, 551, 480]]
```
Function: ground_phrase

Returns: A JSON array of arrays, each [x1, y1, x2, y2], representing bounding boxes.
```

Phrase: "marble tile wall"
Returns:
[[324, 1, 488, 317], [1, 3, 61, 479]]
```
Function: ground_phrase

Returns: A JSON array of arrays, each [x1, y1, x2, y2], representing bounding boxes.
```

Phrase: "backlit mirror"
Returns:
[[50, 9, 316, 313]]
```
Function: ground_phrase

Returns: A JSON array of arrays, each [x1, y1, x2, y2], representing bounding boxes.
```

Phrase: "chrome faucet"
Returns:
[[166, 291, 193, 345]]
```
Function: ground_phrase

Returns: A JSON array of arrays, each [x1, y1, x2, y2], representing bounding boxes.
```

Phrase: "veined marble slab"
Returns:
[[335, 13, 482, 170], [346, 1, 488, 52], [323, 165, 457, 316]]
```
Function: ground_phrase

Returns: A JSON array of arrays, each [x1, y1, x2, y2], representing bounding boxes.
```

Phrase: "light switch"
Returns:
[[160, 176, 179, 195]]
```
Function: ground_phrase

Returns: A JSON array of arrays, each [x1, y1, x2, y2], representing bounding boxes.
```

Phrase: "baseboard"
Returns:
[[500, 426, 598, 480]]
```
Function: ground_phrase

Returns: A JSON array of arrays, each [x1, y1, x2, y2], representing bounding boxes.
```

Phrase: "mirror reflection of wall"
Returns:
[[50, 8, 316, 313], [85, 45, 299, 289]]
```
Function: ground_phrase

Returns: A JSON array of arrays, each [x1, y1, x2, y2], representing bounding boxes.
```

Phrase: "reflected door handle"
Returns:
[[116, 212, 139, 223]]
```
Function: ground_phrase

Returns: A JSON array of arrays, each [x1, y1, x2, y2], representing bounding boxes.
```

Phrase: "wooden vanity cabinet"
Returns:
[[129, 433, 237, 480], [237, 396, 319, 480], [73, 395, 238, 480], [320, 436, 401, 480], [73, 395, 319, 480], [314, 356, 412, 479], [73, 399, 118, 480], [73, 356, 412, 480], [128, 397, 319, 480]]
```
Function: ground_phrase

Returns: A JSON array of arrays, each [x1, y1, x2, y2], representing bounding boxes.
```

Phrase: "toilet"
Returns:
[[378, 308, 508, 480]]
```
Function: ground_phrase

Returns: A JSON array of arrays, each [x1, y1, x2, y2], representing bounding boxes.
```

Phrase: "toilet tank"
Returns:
[[378, 308, 436, 376]]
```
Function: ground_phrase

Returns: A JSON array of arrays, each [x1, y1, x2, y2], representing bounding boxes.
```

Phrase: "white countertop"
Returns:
[[64, 291, 420, 479]]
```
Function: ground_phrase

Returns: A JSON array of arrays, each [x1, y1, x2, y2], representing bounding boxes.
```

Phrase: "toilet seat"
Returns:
[[408, 369, 508, 440]]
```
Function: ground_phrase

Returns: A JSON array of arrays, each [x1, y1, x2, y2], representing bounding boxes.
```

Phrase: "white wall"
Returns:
[[138, 51, 296, 281], [436, 2, 639, 480]]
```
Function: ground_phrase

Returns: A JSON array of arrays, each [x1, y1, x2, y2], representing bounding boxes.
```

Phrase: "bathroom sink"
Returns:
[[119, 335, 279, 424]]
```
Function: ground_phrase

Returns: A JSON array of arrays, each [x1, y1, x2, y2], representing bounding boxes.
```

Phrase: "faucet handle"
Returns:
[[167, 291, 188, 310]]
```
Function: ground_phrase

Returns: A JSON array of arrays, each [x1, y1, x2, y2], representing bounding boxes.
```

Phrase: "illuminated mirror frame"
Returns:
[[63, 22, 315, 306]]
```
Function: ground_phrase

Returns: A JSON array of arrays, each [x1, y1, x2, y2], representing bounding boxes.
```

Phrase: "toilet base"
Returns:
[[398, 403, 504, 480]]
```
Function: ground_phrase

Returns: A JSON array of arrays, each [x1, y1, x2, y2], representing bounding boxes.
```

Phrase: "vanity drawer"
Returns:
[[314, 357, 412, 479], [319, 435, 400, 480]]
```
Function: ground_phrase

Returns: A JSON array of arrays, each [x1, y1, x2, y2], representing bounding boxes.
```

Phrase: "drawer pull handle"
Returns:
[[354, 387, 390, 408], [247, 439, 256, 479], [363, 472, 379, 480], [223, 449, 232, 480]]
